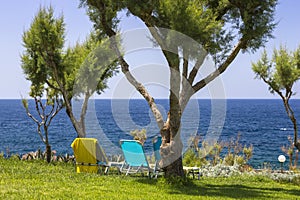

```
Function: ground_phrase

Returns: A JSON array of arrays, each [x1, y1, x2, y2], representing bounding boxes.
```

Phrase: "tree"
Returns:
[[22, 94, 63, 163], [252, 46, 300, 150], [80, 0, 277, 177], [21, 6, 118, 138]]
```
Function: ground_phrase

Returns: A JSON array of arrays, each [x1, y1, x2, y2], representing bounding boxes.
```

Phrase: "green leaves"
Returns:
[[252, 45, 300, 96], [273, 46, 297, 91], [21, 5, 119, 137], [68, 33, 118, 97], [21, 6, 65, 97], [82, 0, 277, 65], [21, 6, 118, 98]]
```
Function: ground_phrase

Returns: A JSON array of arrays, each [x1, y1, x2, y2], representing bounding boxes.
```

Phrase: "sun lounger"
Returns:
[[119, 140, 153, 177], [71, 138, 123, 174]]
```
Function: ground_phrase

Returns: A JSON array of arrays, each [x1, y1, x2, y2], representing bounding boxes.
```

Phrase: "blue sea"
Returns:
[[0, 99, 299, 169]]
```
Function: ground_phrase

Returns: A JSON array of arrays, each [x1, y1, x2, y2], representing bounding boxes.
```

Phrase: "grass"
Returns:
[[1, 157, 300, 199]]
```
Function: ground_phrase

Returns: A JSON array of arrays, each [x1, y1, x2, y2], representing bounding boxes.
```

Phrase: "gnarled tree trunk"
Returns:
[[160, 118, 184, 177]]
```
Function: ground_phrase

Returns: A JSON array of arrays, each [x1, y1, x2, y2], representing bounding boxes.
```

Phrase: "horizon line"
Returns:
[[1, 97, 299, 100]]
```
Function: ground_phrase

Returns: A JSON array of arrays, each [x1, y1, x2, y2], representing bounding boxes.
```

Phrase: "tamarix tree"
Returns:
[[80, 0, 277, 177], [21, 6, 118, 138], [252, 46, 300, 150]]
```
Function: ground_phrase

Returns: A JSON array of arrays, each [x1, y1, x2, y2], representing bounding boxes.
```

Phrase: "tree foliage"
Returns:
[[252, 46, 300, 150], [21, 6, 118, 138], [252, 46, 300, 96]]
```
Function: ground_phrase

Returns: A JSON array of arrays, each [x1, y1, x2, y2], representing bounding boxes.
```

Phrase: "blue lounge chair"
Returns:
[[152, 135, 162, 177], [119, 140, 153, 177]]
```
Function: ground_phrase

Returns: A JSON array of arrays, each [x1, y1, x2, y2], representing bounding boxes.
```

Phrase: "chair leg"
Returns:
[[126, 166, 131, 176], [104, 166, 109, 174]]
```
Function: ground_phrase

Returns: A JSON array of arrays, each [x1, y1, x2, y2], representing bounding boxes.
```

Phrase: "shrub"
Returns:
[[223, 153, 234, 166], [281, 135, 299, 170], [130, 129, 147, 145], [183, 133, 254, 169]]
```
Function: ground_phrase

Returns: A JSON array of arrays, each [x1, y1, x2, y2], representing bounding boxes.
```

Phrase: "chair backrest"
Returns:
[[71, 138, 108, 165], [120, 140, 149, 167], [152, 135, 162, 162]]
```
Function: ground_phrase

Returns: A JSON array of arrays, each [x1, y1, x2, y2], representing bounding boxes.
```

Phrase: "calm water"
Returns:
[[0, 99, 299, 169]]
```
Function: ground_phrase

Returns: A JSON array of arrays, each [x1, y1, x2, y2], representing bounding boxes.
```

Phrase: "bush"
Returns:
[[183, 133, 254, 169], [130, 129, 147, 145]]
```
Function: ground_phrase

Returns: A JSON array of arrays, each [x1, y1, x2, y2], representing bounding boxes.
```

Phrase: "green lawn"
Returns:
[[0, 157, 299, 199]]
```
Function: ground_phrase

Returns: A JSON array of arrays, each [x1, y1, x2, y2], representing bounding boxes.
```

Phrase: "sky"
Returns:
[[0, 0, 299, 99]]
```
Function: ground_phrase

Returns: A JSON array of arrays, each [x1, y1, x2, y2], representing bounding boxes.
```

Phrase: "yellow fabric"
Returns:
[[71, 138, 99, 173]]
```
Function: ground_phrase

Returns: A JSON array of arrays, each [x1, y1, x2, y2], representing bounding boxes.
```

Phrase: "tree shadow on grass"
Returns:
[[179, 184, 300, 199], [135, 178, 300, 199]]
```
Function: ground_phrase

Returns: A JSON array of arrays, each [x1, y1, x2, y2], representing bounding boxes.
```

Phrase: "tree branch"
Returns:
[[182, 56, 188, 85], [97, 1, 165, 130], [25, 98, 47, 144], [46, 99, 63, 127], [78, 92, 91, 135], [45, 101, 55, 124], [192, 39, 246, 92], [179, 54, 208, 112], [260, 76, 299, 149], [188, 53, 207, 85], [37, 123, 46, 144], [45, 80, 61, 91], [46, 52, 83, 137], [34, 97, 44, 121]]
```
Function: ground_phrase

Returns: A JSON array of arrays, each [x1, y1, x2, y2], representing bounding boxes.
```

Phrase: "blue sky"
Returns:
[[0, 0, 299, 99]]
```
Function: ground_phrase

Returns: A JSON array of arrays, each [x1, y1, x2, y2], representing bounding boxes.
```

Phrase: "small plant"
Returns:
[[130, 129, 147, 145], [211, 142, 224, 166], [183, 149, 207, 167], [235, 155, 245, 166], [281, 135, 299, 170], [223, 153, 234, 166], [243, 144, 253, 162], [20, 149, 75, 163], [223, 133, 253, 166], [187, 134, 200, 152]]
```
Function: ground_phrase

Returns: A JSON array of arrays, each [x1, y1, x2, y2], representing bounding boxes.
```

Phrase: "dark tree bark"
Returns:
[[160, 118, 185, 177], [46, 144, 52, 163], [283, 99, 300, 151]]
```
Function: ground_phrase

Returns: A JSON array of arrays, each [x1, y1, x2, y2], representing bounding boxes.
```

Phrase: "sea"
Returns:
[[0, 99, 299, 169]]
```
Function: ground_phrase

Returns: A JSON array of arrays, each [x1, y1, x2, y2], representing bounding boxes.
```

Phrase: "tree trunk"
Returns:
[[291, 115, 300, 150], [160, 119, 185, 177], [65, 106, 86, 138], [292, 118, 300, 151], [283, 99, 300, 151], [164, 156, 185, 177], [46, 144, 51, 163]]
